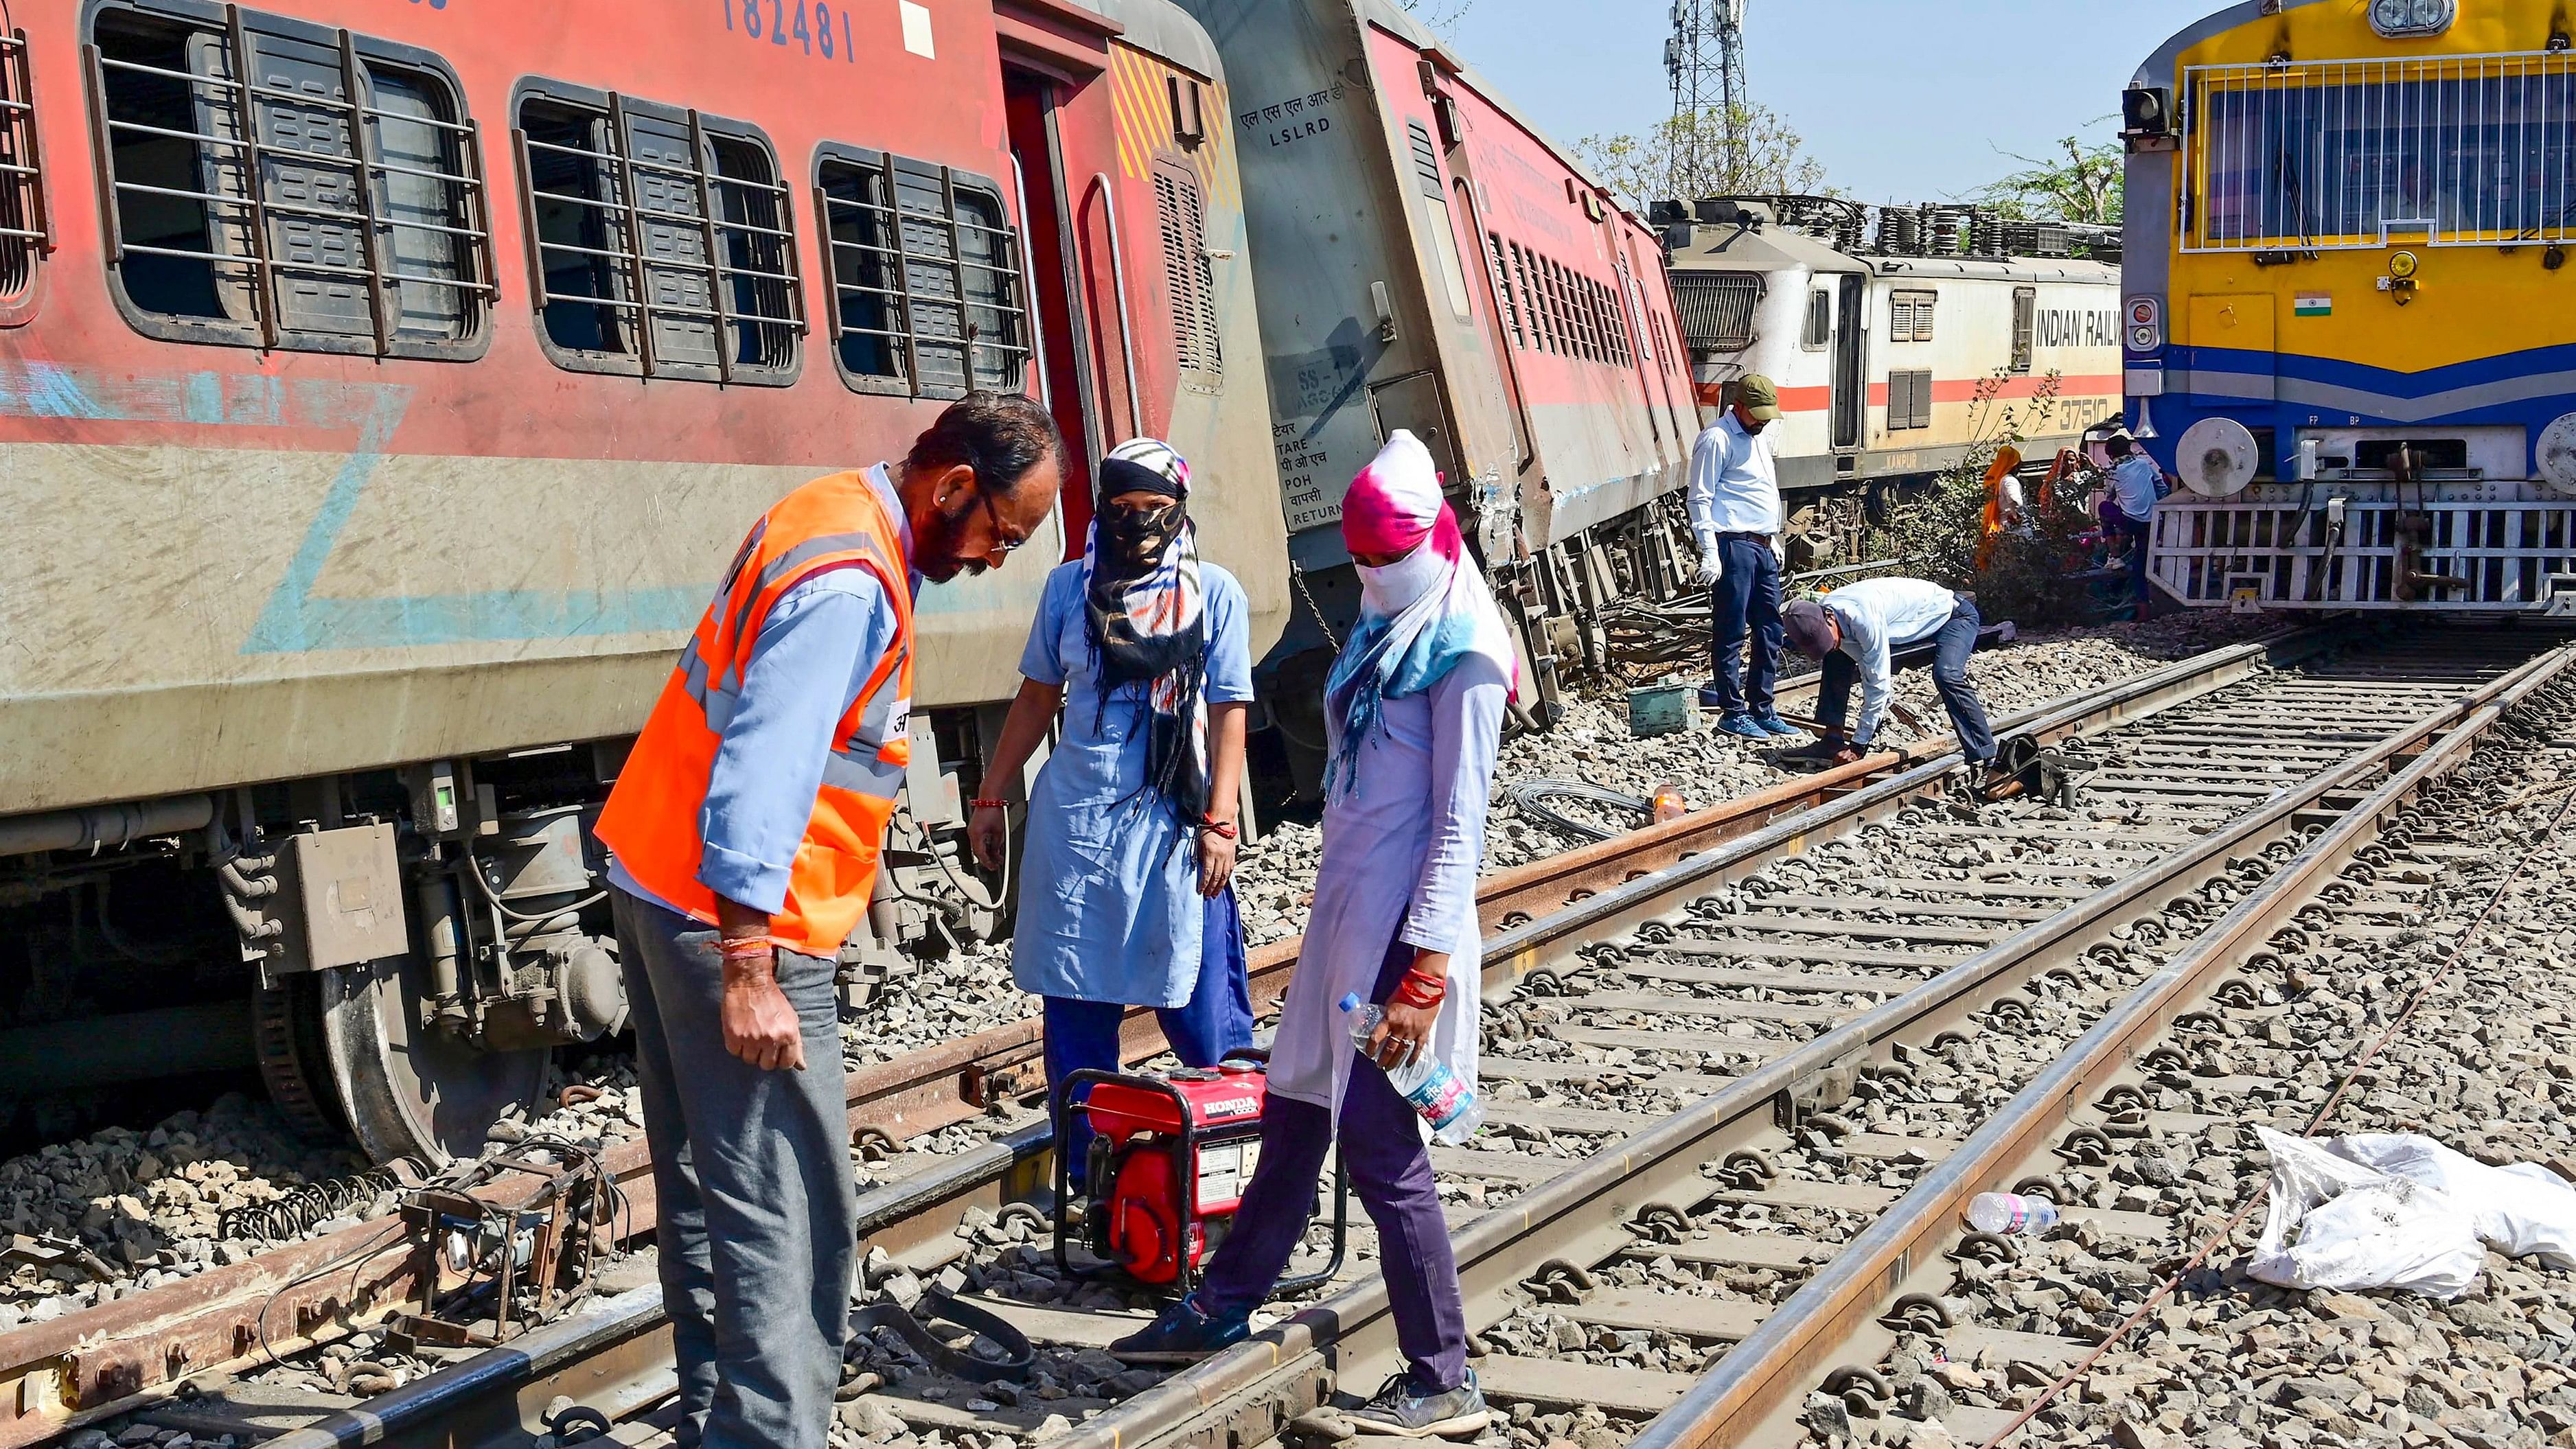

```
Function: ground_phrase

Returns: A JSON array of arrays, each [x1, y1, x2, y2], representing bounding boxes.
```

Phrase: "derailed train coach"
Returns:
[[1171, 0, 1703, 761], [0, 0, 1287, 1162]]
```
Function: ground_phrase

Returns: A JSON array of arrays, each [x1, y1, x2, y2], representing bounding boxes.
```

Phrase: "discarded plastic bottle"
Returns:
[[1651, 781, 1688, 824], [1341, 993, 1484, 1144], [1965, 1192, 2060, 1236]]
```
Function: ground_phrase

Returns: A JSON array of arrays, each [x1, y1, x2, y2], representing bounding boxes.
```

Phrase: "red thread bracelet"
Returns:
[[1197, 817, 1239, 839]]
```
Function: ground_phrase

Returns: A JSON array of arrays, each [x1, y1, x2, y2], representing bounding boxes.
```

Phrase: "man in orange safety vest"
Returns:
[[596, 392, 1063, 1449]]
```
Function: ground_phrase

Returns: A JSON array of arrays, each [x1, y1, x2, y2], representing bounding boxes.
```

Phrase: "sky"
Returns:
[[1436, 0, 2204, 205]]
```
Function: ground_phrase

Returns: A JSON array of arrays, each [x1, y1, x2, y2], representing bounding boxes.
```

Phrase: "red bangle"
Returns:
[[1390, 966, 1446, 1010], [970, 798, 1010, 811]]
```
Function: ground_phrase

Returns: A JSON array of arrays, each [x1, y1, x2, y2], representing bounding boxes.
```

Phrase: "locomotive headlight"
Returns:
[[2371, 0, 2454, 36]]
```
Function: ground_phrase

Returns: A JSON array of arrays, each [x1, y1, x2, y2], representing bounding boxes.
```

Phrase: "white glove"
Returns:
[[1690, 549, 1723, 588]]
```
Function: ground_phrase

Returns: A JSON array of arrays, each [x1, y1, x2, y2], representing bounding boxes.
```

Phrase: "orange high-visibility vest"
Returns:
[[597, 470, 915, 958]]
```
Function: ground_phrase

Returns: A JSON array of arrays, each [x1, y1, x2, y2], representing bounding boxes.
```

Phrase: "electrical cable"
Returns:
[[1499, 779, 1655, 844]]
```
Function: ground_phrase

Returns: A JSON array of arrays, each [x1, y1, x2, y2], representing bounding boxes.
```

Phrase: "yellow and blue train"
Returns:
[[2122, 0, 2576, 610]]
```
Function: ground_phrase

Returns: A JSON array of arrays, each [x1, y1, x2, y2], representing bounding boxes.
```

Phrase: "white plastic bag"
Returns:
[[2244, 1126, 2485, 1299], [2330, 1133, 2576, 1271]]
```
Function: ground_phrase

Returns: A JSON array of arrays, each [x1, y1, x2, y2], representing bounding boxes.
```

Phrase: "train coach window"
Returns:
[[1484, 234, 1523, 348], [1153, 159, 1221, 381], [1889, 288, 1936, 343], [2010, 286, 2036, 373], [816, 146, 1028, 399], [0, 29, 47, 303], [89, 4, 494, 356], [517, 86, 800, 384], [1800, 290, 1831, 350]]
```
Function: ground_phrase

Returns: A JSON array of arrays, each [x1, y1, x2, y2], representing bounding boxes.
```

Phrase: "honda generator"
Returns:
[[1052, 1060, 1345, 1295]]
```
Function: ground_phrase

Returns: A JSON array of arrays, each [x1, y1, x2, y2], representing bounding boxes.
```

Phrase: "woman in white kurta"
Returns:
[[1111, 432, 1515, 1440]]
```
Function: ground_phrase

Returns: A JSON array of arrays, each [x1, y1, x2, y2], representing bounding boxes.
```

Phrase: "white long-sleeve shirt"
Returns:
[[1821, 577, 1961, 747], [1685, 411, 1782, 547]]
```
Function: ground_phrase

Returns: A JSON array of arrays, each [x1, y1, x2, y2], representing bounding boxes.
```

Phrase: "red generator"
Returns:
[[1053, 1061, 1346, 1294]]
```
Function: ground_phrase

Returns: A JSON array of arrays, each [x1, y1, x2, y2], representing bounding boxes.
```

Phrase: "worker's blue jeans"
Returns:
[[1045, 888, 1254, 1187], [612, 888, 853, 1449], [1814, 600, 1998, 766], [1707, 533, 1784, 715], [1188, 936, 1469, 1395]]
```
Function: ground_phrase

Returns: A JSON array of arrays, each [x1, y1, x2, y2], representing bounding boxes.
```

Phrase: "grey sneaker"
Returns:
[[1348, 1369, 1491, 1438]]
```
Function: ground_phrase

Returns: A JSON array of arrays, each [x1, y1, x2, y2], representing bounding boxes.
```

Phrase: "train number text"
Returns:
[[719, 0, 856, 64]]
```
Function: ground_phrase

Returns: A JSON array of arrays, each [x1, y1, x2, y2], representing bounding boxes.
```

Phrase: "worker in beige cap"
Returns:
[[1685, 374, 1796, 740]]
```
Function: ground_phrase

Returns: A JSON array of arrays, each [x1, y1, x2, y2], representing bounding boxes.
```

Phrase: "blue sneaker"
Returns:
[[1717, 711, 1769, 740], [1349, 1369, 1493, 1438], [1109, 1295, 1250, 1364], [1751, 710, 1802, 737]]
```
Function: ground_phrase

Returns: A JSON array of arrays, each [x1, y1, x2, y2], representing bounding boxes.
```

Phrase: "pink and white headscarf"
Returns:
[[1322, 432, 1521, 793]]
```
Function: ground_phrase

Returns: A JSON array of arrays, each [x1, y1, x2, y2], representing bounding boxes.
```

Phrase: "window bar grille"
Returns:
[[686, 108, 734, 387], [91, 21, 493, 351], [334, 29, 391, 355], [816, 166, 910, 390], [604, 93, 657, 378], [223, 5, 279, 349], [1, 31, 51, 253]]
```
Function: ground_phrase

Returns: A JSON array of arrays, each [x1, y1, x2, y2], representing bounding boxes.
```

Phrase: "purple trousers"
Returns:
[[1190, 939, 1469, 1393]]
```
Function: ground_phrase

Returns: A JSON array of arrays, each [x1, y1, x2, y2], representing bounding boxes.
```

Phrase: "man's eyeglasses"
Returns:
[[974, 480, 1033, 558]]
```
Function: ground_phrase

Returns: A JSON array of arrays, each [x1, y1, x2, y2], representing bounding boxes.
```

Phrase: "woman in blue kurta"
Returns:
[[969, 439, 1256, 1185]]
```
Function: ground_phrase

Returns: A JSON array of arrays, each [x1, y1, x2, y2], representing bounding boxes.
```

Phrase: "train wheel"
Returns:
[[315, 958, 547, 1166], [251, 977, 345, 1142]]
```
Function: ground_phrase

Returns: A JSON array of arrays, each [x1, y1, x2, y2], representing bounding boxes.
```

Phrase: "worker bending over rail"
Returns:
[[595, 395, 1063, 1449], [969, 438, 1256, 1186], [1780, 576, 1998, 777], [1112, 432, 1513, 1439]]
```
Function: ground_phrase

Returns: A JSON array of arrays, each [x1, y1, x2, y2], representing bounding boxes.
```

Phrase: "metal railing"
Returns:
[[815, 152, 1026, 399], [0, 30, 52, 298], [2152, 496, 2576, 609], [515, 93, 803, 383], [88, 15, 492, 353], [2186, 49, 2576, 251]]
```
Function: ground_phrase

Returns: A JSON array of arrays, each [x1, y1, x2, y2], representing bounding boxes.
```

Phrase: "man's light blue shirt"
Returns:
[[609, 465, 914, 923], [1821, 576, 1959, 748], [2111, 454, 2162, 521]]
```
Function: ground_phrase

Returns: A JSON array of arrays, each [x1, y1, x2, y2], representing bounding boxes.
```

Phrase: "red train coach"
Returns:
[[1172, 0, 1701, 754], [0, 0, 1285, 1162]]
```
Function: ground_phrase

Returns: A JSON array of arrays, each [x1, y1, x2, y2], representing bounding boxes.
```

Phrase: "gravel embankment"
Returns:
[[0, 611, 2270, 1330]]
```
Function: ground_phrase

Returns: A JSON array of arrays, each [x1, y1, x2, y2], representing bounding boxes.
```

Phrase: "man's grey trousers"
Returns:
[[612, 888, 855, 1449]]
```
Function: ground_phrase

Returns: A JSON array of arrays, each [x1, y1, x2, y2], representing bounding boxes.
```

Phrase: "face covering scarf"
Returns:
[[1082, 438, 1210, 822], [1322, 430, 1521, 798]]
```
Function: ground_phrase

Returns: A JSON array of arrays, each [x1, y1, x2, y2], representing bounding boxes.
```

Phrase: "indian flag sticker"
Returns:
[[2295, 293, 2332, 317]]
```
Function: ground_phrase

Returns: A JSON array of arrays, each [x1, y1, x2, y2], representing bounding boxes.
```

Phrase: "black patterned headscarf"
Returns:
[[1081, 439, 1209, 822]]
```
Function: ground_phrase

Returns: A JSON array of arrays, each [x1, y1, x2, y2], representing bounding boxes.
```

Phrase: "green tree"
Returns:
[[1967, 133, 2123, 226], [1575, 103, 1830, 211]]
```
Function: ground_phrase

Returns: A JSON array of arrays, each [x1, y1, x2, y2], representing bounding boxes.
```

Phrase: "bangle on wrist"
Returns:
[[719, 935, 777, 960], [970, 798, 1010, 811], [1197, 815, 1238, 839]]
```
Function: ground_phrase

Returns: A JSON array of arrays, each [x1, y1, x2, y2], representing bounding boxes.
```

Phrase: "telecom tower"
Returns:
[[1662, 0, 1747, 196]]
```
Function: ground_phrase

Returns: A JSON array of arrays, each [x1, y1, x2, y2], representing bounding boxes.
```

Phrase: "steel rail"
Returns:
[[1633, 639, 2576, 1449], [1048, 639, 2572, 1449], [0, 630, 2313, 1446]]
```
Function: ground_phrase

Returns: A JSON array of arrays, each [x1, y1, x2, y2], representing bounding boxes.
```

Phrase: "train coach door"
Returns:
[[1004, 70, 1104, 555], [1831, 273, 1867, 453]]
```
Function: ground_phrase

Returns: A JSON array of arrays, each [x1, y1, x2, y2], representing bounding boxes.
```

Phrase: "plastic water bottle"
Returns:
[[1965, 1192, 2060, 1236], [1340, 994, 1484, 1144]]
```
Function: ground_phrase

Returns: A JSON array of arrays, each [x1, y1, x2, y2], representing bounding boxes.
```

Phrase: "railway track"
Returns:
[[49, 625, 2573, 1449]]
